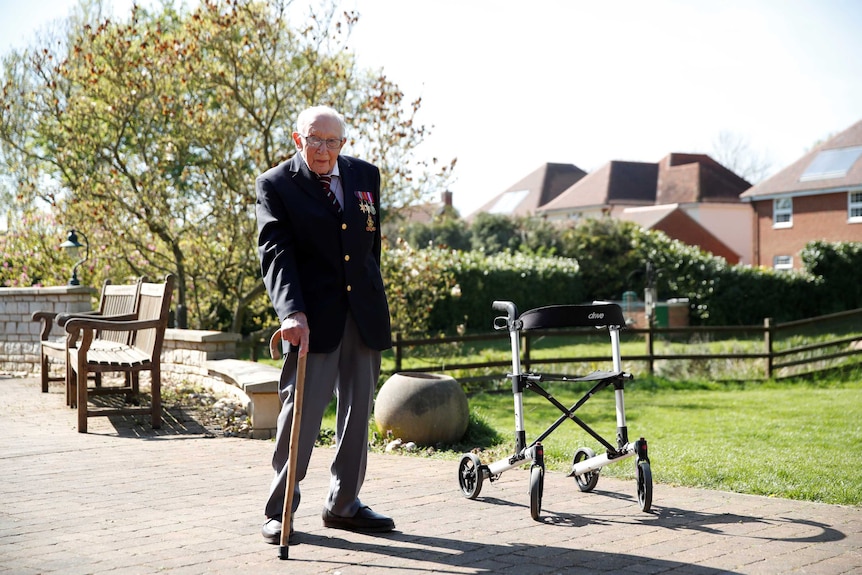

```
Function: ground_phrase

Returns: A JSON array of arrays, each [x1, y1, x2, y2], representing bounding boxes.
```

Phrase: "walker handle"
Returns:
[[492, 300, 519, 331]]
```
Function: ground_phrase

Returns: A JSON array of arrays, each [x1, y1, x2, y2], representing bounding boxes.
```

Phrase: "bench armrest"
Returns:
[[64, 316, 162, 335], [31, 311, 59, 340], [56, 311, 137, 327]]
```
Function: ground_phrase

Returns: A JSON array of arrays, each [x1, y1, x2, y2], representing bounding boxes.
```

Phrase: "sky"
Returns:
[[2, 0, 862, 216]]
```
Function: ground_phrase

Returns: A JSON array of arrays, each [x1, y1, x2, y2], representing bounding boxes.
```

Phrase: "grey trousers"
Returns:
[[264, 314, 381, 519]]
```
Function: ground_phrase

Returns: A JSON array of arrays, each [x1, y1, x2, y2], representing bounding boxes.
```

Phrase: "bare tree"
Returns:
[[710, 130, 773, 184]]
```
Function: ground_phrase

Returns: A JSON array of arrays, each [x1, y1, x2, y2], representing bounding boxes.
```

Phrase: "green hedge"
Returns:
[[630, 229, 825, 325], [392, 216, 862, 333], [426, 251, 583, 333], [801, 241, 862, 313], [423, 236, 859, 333]]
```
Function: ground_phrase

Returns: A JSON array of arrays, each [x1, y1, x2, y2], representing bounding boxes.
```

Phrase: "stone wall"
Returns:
[[0, 285, 96, 375], [159, 329, 281, 438], [160, 328, 241, 389]]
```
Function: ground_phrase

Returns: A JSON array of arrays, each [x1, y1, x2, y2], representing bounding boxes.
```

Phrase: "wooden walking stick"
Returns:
[[270, 330, 306, 560]]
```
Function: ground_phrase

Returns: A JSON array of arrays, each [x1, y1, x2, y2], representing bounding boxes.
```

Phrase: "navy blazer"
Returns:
[[256, 153, 392, 353]]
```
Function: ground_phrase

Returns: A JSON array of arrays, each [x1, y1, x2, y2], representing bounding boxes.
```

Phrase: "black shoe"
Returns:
[[322, 505, 395, 533], [261, 517, 295, 544]]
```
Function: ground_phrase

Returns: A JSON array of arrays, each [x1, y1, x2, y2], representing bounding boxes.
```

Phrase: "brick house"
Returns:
[[536, 154, 753, 264], [740, 119, 862, 270], [618, 204, 741, 264]]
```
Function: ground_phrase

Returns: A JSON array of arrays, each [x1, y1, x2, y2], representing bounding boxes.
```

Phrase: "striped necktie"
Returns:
[[317, 174, 342, 214]]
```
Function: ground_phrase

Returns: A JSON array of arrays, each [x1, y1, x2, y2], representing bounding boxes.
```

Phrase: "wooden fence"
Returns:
[[390, 307, 862, 382]]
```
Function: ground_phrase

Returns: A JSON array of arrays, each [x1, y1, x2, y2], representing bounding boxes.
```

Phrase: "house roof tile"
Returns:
[[467, 162, 586, 219], [619, 205, 741, 263], [657, 153, 751, 204], [539, 161, 658, 212], [740, 119, 862, 200]]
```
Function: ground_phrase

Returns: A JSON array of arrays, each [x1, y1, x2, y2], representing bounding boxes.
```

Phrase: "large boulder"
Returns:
[[374, 372, 469, 445]]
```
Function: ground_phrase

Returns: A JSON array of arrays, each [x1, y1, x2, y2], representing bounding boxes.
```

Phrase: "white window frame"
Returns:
[[849, 191, 862, 223], [773, 197, 792, 228], [773, 255, 793, 271]]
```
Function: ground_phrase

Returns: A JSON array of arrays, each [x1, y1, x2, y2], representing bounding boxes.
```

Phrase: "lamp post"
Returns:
[[60, 229, 89, 286]]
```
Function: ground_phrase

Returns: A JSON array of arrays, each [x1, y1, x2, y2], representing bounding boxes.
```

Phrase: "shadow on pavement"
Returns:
[[83, 393, 217, 439], [480, 489, 845, 545], [285, 530, 746, 574]]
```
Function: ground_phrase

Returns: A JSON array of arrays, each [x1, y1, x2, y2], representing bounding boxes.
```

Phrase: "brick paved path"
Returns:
[[1, 375, 860, 574]]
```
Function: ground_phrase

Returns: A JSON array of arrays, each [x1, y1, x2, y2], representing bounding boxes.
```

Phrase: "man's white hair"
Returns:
[[296, 106, 347, 137]]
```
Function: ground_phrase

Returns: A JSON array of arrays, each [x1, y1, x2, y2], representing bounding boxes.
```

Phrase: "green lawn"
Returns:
[[344, 374, 861, 506], [259, 340, 862, 506], [461, 377, 862, 505]]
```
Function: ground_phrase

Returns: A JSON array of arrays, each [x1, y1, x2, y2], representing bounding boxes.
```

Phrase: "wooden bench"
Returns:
[[32, 279, 142, 395], [64, 274, 174, 433]]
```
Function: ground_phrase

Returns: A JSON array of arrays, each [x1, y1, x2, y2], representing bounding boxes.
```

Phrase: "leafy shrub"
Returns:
[[630, 226, 823, 324], [0, 211, 68, 288], [801, 241, 862, 312], [382, 239, 459, 336], [397, 217, 472, 251], [469, 212, 522, 253], [390, 215, 857, 332], [558, 218, 643, 300], [427, 250, 582, 333]]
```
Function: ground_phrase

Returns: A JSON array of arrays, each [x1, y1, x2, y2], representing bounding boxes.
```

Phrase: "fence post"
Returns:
[[646, 323, 654, 375], [764, 317, 773, 379], [394, 332, 402, 373]]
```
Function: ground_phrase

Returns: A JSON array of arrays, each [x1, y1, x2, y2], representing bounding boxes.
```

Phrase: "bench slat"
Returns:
[[88, 345, 150, 367]]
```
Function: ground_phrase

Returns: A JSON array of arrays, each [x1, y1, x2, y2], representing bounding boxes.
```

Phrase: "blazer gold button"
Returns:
[[341, 223, 347, 230], [346, 285, 352, 292], [344, 255, 350, 262]]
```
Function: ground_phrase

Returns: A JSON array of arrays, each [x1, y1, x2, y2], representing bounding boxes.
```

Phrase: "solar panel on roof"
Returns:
[[488, 189, 529, 214], [799, 146, 862, 182]]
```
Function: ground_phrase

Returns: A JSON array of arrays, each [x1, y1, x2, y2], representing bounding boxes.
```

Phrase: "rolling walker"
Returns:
[[457, 300, 653, 520]]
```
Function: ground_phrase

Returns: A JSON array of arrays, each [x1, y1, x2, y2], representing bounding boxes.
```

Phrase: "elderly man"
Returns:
[[255, 105, 394, 544]]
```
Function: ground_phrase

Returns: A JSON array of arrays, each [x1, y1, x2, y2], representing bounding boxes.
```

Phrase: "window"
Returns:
[[850, 191, 862, 222], [488, 189, 529, 214], [773, 197, 792, 228], [800, 146, 862, 181], [773, 255, 793, 271]]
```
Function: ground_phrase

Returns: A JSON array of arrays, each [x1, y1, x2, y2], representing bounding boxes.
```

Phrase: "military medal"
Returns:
[[354, 191, 377, 232]]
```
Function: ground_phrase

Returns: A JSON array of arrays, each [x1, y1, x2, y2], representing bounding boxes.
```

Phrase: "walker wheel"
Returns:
[[636, 460, 653, 512], [529, 465, 544, 521], [458, 453, 484, 499], [572, 447, 600, 492]]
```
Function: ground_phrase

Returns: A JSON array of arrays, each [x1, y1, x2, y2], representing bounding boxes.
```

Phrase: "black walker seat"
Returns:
[[457, 300, 653, 520]]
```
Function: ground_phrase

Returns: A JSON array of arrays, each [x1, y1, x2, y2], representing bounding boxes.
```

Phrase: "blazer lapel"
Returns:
[[291, 155, 341, 216]]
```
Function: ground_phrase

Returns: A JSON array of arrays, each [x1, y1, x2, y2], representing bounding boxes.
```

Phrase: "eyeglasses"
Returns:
[[302, 134, 344, 150]]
